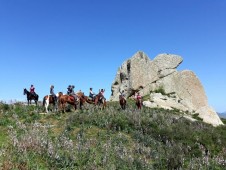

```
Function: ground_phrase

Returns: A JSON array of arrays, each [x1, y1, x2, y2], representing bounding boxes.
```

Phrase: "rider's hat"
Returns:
[[72, 85, 75, 88]]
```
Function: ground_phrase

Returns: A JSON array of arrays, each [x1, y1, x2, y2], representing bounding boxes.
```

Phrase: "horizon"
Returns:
[[0, 0, 225, 112]]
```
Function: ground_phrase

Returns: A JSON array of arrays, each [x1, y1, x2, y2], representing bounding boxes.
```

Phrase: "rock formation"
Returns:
[[110, 51, 223, 126]]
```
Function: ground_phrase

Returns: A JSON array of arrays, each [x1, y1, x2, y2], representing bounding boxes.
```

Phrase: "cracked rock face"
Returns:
[[110, 51, 183, 100], [110, 51, 223, 126]]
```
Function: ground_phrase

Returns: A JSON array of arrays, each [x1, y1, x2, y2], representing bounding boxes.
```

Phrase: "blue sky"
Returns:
[[0, 0, 225, 112]]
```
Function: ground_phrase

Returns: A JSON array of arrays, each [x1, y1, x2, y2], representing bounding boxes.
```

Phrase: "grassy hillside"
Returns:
[[0, 101, 226, 169]]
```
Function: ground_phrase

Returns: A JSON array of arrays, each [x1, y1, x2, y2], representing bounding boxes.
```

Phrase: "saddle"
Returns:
[[50, 95, 57, 103], [68, 95, 79, 102], [88, 96, 94, 101], [68, 95, 75, 100], [31, 93, 37, 98]]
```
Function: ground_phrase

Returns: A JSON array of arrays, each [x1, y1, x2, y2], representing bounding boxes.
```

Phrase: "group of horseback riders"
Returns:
[[29, 84, 142, 101], [29, 84, 106, 103], [89, 87, 105, 101], [118, 89, 142, 101]]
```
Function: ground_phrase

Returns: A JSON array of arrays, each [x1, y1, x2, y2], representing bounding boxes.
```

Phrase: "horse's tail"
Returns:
[[43, 96, 46, 106]]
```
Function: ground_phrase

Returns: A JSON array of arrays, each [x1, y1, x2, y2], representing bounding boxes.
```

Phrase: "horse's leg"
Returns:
[[80, 101, 83, 110], [138, 102, 142, 109], [45, 102, 49, 113], [61, 103, 64, 113], [123, 101, 125, 110], [74, 103, 77, 110], [61, 103, 65, 113], [55, 102, 58, 112], [45, 97, 49, 113]]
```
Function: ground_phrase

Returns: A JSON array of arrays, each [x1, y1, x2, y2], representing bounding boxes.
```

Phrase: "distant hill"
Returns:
[[218, 112, 226, 119]]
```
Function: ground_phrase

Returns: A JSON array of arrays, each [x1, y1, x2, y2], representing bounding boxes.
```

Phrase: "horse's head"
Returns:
[[23, 88, 27, 95], [57, 92, 63, 97]]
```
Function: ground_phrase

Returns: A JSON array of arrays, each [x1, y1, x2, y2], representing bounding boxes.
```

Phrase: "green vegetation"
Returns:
[[150, 86, 176, 98], [151, 86, 167, 95], [0, 101, 226, 169]]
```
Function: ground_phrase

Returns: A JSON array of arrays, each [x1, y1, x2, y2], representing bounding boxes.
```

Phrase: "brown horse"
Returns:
[[94, 93, 107, 110], [43, 94, 58, 113], [57, 92, 79, 112], [136, 98, 142, 110], [119, 96, 126, 110], [76, 91, 89, 109], [79, 93, 106, 110]]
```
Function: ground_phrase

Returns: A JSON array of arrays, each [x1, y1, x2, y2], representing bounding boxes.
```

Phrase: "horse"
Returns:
[[43, 94, 59, 113], [78, 93, 106, 110], [136, 98, 142, 110], [94, 93, 107, 110], [119, 95, 126, 110], [58, 92, 81, 113], [77, 94, 97, 110], [76, 91, 88, 109], [23, 88, 39, 106]]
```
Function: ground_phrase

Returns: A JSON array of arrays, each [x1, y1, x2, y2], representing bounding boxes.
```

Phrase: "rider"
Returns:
[[98, 89, 106, 100], [30, 84, 36, 97], [89, 87, 96, 101], [68, 85, 78, 101], [119, 89, 126, 100], [67, 85, 72, 95], [50, 85, 57, 102], [136, 92, 142, 100]]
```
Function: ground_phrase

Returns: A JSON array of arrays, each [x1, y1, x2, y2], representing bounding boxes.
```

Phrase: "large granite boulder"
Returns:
[[110, 51, 223, 126]]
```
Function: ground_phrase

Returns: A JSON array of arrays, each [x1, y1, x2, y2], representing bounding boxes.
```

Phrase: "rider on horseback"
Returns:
[[50, 85, 57, 102], [30, 85, 36, 97], [100, 89, 104, 94], [135, 92, 142, 109], [67, 85, 72, 95], [119, 89, 126, 100], [136, 92, 142, 100], [98, 89, 106, 100], [89, 87, 96, 101], [68, 85, 78, 102]]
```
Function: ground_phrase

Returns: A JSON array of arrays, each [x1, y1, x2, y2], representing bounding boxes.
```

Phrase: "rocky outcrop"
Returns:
[[110, 51, 223, 126]]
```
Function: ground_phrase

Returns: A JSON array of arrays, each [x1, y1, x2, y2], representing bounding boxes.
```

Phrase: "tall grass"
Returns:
[[0, 101, 226, 169]]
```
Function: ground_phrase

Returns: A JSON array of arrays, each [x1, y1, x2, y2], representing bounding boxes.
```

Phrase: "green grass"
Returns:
[[0, 102, 225, 169]]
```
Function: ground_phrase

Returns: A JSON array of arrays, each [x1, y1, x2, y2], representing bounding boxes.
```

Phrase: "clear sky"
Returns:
[[0, 0, 225, 112]]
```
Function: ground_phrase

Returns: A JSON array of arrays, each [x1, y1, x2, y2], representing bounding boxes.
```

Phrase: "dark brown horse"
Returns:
[[119, 96, 126, 110], [23, 88, 39, 106], [136, 98, 142, 110]]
